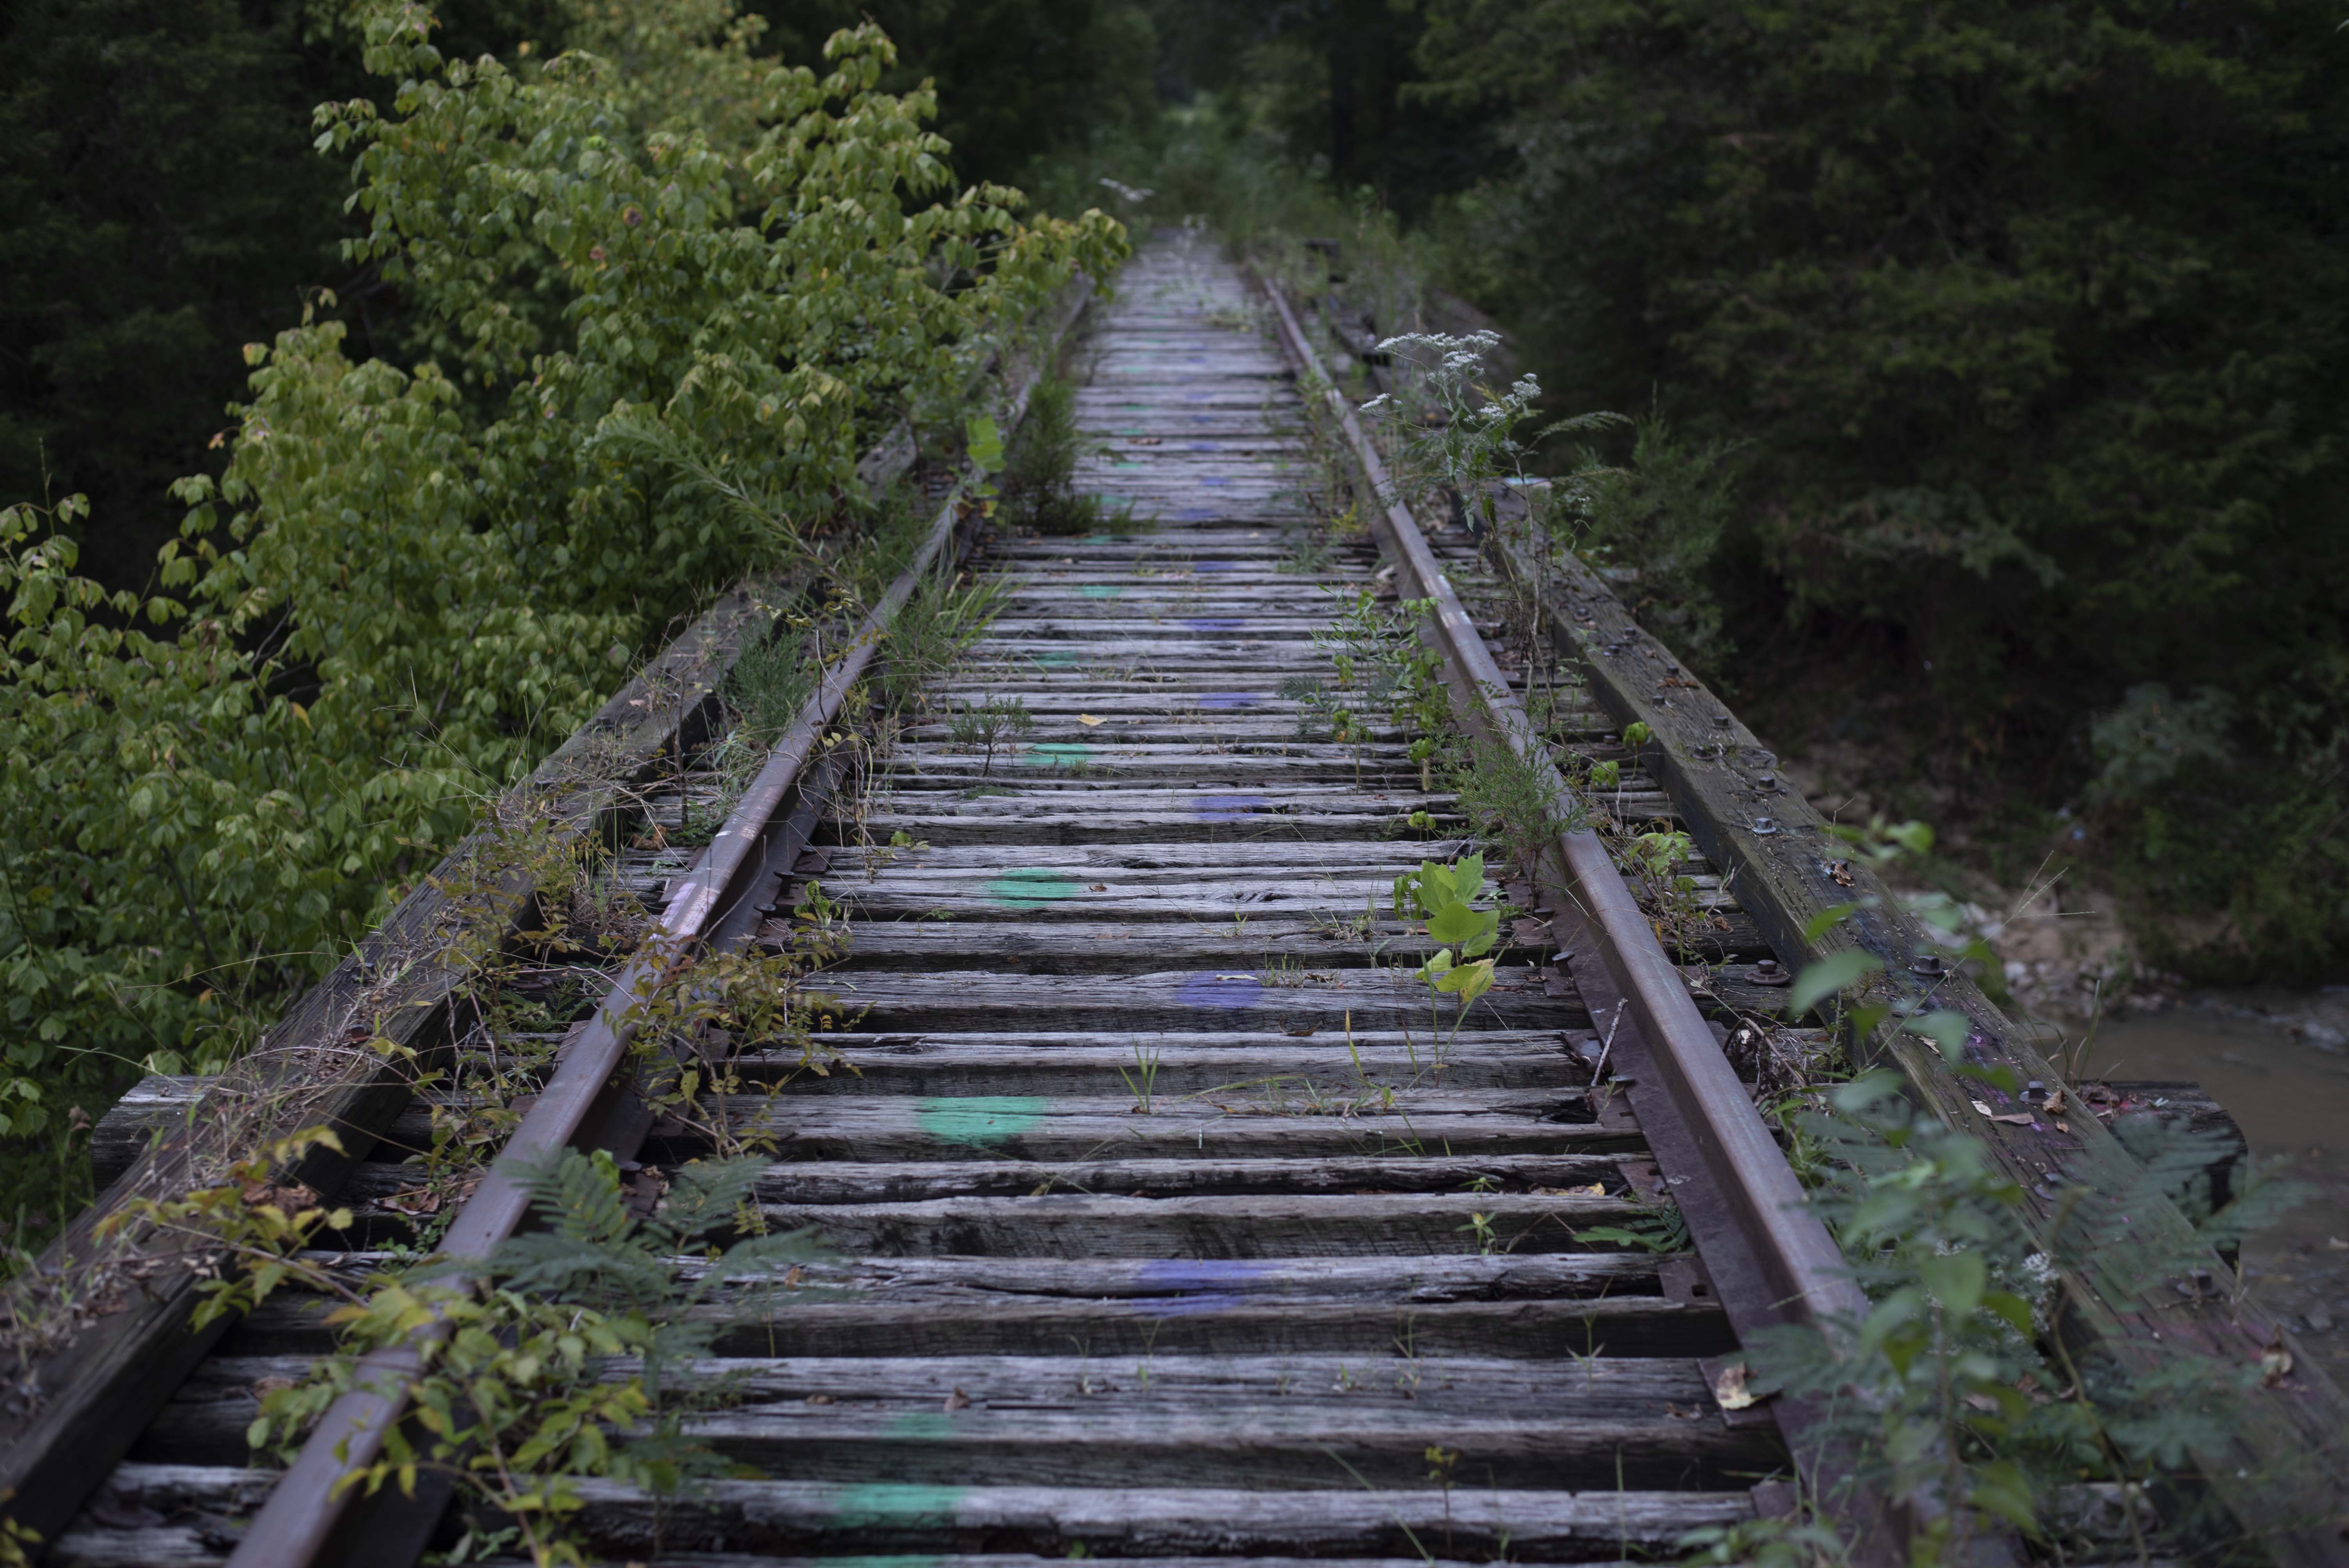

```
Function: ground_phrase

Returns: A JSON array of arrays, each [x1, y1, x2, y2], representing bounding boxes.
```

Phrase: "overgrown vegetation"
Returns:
[[999, 374, 1125, 535], [0, 0, 1124, 1242], [252, 1148, 818, 1567]]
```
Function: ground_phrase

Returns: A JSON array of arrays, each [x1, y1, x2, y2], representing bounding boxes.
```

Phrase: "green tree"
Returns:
[[0, 0, 1123, 1235], [0, 0, 351, 590], [1408, 0, 2349, 975]]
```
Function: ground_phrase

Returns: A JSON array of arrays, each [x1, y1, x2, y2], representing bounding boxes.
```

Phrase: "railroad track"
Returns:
[[41, 233, 1890, 1564]]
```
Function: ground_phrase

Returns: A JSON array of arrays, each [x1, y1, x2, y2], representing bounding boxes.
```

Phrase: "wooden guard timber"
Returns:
[[9, 231, 2340, 1565]]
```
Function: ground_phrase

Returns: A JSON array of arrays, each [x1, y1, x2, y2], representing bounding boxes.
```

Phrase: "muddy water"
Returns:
[[2082, 998, 2349, 1378]]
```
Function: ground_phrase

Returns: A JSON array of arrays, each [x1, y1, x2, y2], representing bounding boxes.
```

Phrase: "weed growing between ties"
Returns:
[[1002, 375, 1127, 536], [1392, 854, 1500, 1036], [252, 1150, 821, 1568], [949, 695, 1036, 775], [1278, 588, 1444, 779], [620, 902, 859, 1166]]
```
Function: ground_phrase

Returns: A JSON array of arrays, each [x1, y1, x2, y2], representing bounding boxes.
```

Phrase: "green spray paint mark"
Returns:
[[918, 1095, 1047, 1148], [1032, 650, 1077, 669], [1022, 742, 1095, 768], [827, 1484, 969, 1530], [885, 1412, 962, 1439], [1078, 584, 1124, 599], [982, 868, 1080, 909]]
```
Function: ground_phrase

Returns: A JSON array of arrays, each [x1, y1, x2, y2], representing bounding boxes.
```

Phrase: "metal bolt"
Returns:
[[1751, 817, 1779, 836], [1747, 958, 1793, 987], [1712, 715, 1731, 728], [1910, 953, 1945, 977], [1756, 773, 1777, 790]]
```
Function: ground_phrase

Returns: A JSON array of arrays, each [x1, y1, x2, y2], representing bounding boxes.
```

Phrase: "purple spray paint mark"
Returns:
[[1174, 507, 1220, 522], [1136, 1258, 1281, 1289], [1134, 1292, 1248, 1318], [1192, 559, 1237, 572], [1177, 971, 1262, 1010], [1182, 617, 1244, 632], [1129, 1258, 1283, 1317], [1199, 692, 1260, 710], [1193, 794, 1270, 822]]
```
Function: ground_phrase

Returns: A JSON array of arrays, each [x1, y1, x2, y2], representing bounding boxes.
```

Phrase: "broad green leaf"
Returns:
[[1454, 852, 1484, 902], [1981, 1288, 2036, 1336], [1786, 949, 1884, 1016], [965, 414, 1003, 474], [1800, 899, 1867, 943], [1903, 1009, 1971, 1058], [1917, 1249, 1986, 1317], [1428, 900, 1491, 946], [1435, 957, 1495, 1008]]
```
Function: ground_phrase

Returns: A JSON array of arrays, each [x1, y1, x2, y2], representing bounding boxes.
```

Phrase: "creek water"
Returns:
[[2079, 994, 2349, 1378]]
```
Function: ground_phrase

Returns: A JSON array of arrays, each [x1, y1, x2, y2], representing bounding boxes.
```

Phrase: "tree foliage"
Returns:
[[1397, 0, 2349, 975], [0, 0, 566, 591], [0, 0, 1123, 1194]]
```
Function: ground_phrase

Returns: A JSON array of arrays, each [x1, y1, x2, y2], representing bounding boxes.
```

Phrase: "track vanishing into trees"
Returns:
[[41, 233, 1820, 1565]]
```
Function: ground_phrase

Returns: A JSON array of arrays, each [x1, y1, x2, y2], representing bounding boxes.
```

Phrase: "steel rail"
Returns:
[[226, 493, 980, 1567], [1255, 269, 1907, 1554]]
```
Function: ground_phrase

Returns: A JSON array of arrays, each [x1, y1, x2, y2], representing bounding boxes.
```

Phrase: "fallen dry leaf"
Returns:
[[2261, 1335, 2294, 1388], [1089, 882, 1108, 892], [1712, 1361, 1755, 1411], [1078, 713, 1105, 727], [240, 1181, 320, 1211], [804, 1393, 834, 1405], [944, 1387, 972, 1411], [1126, 437, 1161, 446]]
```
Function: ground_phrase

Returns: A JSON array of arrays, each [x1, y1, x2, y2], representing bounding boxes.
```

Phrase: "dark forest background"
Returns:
[[5, 0, 2345, 979]]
